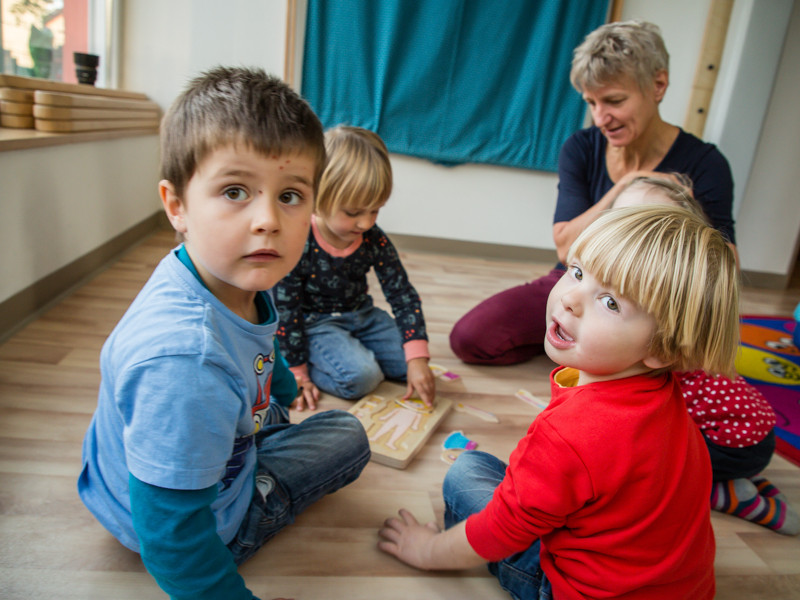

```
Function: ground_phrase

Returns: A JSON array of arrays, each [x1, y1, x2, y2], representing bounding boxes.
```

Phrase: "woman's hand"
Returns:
[[404, 357, 436, 407], [553, 170, 678, 263]]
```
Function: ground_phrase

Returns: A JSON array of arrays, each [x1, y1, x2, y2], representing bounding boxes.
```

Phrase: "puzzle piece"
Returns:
[[429, 363, 461, 381], [443, 430, 477, 450], [454, 402, 499, 423], [515, 388, 550, 410], [394, 396, 434, 413], [440, 447, 465, 465]]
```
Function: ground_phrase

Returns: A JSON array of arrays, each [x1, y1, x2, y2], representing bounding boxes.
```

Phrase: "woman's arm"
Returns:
[[552, 130, 607, 263], [552, 190, 615, 263], [553, 169, 661, 263]]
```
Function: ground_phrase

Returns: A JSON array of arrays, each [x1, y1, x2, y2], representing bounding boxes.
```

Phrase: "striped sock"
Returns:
[[749, 475, 787, 502], [710, 478, 800, 536]]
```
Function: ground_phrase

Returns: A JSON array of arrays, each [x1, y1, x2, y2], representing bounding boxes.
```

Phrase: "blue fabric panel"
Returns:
[[302, 0, 609, 172]]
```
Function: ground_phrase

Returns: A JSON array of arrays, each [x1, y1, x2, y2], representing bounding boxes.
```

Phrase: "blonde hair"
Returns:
[[570, 20, 669, 93], [569, 205, 739, 377], [613, 174, 707, 221], [316, 126, 392, 218]]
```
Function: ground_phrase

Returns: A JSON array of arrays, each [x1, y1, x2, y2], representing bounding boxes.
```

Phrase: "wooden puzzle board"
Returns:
[[349, 381, 452, 469]]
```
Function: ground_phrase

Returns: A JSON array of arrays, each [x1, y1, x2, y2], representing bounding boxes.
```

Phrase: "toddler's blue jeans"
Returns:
[[227, 403, 370, 563], [443, 450, 553, 600], [305, 306, 407, 400]]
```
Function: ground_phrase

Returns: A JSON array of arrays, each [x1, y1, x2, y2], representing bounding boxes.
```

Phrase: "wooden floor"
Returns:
[[2, 227, 800, 599]]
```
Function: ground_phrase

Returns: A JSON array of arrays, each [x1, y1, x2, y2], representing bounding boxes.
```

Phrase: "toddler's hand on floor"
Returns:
[[378, 508, 440, 569], [405, 357, 436, 407], [293, 380, 320, 412]]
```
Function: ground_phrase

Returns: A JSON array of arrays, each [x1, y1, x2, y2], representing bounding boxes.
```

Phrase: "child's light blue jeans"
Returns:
[[443, 451, 553, 600], [227, 403, 370, 564], [305, 306, 407, 400]]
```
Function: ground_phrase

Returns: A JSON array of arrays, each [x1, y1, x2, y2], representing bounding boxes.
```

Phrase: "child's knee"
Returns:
[[329, 410, 370, 450], [308, 410, 371, 481], [443, 451, 504, 499], [449, 317, 482, 361], [443, 452, 477, 497], [332, 362, 384, 400]]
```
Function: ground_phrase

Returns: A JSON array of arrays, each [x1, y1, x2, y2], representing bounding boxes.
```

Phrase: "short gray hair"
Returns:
[[570, 20, 669, 92]]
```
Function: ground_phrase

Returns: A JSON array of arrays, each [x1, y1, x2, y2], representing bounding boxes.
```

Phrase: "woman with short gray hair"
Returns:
[[450, 19, 735, 365]]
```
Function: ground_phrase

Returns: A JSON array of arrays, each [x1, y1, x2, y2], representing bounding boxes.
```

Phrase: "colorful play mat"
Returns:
[[736, 315, 800, 466]]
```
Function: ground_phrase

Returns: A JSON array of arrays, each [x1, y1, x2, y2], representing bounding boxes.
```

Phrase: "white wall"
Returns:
[[380, 0, 714, 250], [119, 0, 715, 252], [370, 0, 800, 281], [6, 0, 793, 316], [735, 0, 800, 277], [116, 0, 798, 280], [706, 0, 795, 218], [120, 0, 288, 111], [0, 135, 159, 305], [0, 0, 291, 307]]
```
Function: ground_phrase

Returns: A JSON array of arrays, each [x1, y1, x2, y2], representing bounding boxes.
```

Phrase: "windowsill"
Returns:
[[0, 126, 159, 152]]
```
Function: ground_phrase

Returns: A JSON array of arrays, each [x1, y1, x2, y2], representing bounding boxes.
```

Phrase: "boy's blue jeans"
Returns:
[[443, 451, 553, 600], [305, 306, 407, 400], [227, 403, 370, 564]]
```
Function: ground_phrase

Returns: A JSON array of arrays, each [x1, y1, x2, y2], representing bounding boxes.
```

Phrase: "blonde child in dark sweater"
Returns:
[[274, 126, 435, 411]]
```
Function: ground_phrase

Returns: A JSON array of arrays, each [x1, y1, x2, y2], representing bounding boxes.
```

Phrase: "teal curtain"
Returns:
[[302, 0, 609, 172]]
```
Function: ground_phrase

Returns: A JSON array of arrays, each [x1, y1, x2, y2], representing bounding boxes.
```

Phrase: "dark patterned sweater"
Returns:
[[274, 217, 428, 368]]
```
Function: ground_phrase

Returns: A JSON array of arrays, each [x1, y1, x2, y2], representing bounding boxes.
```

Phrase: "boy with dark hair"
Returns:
[[78, 67, 370, 600]]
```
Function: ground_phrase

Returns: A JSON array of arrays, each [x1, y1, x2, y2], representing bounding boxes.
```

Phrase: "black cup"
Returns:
[[74, 52, 100, 85]]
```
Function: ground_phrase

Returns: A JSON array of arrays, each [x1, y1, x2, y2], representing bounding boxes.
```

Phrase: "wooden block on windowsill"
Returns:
[[1, 100, 34, 116], [33, 105, 160, 121], [0, 88, 35, 103], [1, 114, 35, 129], [34, 117, 161, 133], [0, 74, 148, 100], [34, 91, 159, 112]]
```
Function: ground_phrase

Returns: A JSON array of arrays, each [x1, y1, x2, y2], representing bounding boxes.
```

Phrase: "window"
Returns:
[[1, 0, 114, 86]]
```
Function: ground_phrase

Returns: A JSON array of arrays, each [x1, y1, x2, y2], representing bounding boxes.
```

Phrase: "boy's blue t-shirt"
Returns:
[[78, 246, 294, 552]]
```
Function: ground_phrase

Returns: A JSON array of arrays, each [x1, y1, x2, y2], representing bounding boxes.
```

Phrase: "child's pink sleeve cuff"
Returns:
[[290, 364, 310, 382], [403, 339, 430, 362]]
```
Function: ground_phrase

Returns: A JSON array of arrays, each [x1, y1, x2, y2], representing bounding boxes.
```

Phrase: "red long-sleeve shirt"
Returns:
[[466, 367, 715, 599]]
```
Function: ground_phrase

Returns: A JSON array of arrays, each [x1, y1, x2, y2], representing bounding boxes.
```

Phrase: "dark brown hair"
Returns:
[[160, 66, 326, 198]]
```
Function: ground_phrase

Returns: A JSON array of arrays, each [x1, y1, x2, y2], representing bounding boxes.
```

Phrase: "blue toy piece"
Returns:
[[794, 302, 800, 350], [443, 430, 478, 451]]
